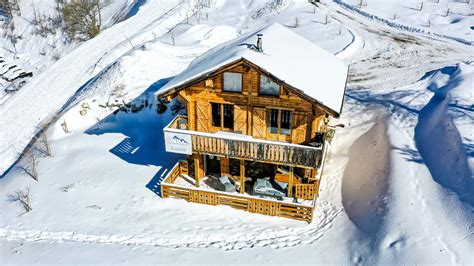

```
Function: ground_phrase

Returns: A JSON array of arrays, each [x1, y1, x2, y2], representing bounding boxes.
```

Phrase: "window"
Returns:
[[211, 103, 221, 127], [280, 110, 291, 135], [211, 103, 234, 130], [269, 109, 279, 134], [223, 72, 242, 92], [223, 104, 234, 129], [268, 109, 292, 135], [260, 75, 280, 96]]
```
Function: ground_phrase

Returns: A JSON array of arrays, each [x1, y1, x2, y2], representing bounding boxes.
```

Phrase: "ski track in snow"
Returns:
[[0, 202, 341, 250]]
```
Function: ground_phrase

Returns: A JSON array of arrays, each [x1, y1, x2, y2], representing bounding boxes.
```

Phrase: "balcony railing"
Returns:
[[161, 162, 315, 222], [164, 115, 323, 168]]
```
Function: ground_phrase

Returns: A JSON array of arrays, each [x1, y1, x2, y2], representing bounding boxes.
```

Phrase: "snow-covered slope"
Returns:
[[0, 0, 191, 175], [1, 0, 473, 264]]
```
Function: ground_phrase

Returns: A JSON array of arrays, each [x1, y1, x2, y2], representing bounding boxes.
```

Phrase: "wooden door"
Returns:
[[234, 105, 247, 134], [292, 112, 307, 144], [195, 101, 210, 132], [252, 107, 266, 139]]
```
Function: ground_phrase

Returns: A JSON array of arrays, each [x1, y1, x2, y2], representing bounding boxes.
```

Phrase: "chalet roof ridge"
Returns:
[[155, 23, 348, 116]]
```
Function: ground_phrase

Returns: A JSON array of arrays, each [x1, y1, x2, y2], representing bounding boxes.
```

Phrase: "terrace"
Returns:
[[161, 161, 318, 222]]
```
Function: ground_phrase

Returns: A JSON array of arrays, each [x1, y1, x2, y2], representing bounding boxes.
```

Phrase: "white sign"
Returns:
[[164, 131, 192, 155]]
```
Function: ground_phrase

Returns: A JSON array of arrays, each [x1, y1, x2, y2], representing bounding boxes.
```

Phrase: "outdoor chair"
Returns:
[[215, 175, 236, 192], [252, 178, 285, 201]]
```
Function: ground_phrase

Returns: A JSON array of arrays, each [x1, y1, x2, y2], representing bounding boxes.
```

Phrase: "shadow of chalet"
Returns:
[[85, 77, 184, 197]]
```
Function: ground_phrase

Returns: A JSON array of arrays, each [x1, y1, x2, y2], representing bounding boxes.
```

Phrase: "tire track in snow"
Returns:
[[0, 202, 341, 250]]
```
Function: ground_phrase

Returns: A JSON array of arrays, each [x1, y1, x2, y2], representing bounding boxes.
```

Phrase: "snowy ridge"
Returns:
[[332, 0, 473, 46]]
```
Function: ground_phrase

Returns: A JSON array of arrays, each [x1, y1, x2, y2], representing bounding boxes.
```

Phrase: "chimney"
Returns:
[[256, 34, 263, 52]]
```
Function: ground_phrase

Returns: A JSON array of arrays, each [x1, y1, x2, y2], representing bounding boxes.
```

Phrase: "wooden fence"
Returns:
[[162, 184, 314, 222], [161, 162, 316, 222], [295, 184, 318, 200]]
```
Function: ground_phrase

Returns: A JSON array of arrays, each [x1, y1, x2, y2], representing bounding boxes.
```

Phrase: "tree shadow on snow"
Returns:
[[85, 77, 184, 197], [414, 67, 474, 206], [341, 118, 391, 238]]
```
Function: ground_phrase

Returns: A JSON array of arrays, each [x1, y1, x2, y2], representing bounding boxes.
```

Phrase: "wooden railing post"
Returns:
[[288, 166, 294, 198], [194, 153, 203, 187], [240, 159, 245, 194]]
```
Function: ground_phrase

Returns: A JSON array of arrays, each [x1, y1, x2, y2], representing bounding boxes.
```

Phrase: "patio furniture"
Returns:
[[215, 175, 236, 192], [253, 178, 285, 201]]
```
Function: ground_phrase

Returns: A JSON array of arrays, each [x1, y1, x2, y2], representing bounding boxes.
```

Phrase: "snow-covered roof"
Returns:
[[156, 23, 348, 115]]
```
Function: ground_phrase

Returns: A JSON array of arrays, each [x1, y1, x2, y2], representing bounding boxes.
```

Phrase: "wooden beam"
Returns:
[[194, 154, 201, 187], [288, 166, 294, 198], [220, 157, 230, 176], [240, 159, 245, 194]]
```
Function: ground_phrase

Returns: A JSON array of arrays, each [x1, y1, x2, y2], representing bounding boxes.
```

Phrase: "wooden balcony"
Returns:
[[164, 115, 324, 168]]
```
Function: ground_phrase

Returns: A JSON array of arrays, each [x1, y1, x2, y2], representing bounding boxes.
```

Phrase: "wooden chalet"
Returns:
[[155, 23, 348, 222]]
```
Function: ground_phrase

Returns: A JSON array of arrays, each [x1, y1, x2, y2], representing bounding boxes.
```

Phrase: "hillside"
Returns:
[[1, 0, 473, 264]]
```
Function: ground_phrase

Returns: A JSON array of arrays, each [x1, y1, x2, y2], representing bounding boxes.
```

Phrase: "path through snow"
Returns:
[[0, 201, 340, 251]]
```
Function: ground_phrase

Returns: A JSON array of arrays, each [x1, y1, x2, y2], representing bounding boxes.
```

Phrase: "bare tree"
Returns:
[[7, 188, 32, 213], [38, 134, 52, 157], [18, 153, 38, 181]]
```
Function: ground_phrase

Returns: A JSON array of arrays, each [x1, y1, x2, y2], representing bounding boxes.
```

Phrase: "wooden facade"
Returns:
[[159, 59, 336, 222], [171, 60, 331, 144]]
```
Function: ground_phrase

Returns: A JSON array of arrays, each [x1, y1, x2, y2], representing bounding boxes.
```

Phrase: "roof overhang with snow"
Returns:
[[155, 23, 349, 116]]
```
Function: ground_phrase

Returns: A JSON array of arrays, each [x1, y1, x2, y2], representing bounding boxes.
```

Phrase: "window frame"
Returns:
[[210, 102, 234, 130], [267, 108, 292, 136], [259, 74, 280, 97], [222, 72, 243, 93]]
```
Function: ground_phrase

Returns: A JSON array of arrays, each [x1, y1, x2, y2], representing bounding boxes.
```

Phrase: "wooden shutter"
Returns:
[[234, 105, 247, 134], [195, 101, 210, 132], [292, 113, 307, 144], [252, 107, 266, 139]]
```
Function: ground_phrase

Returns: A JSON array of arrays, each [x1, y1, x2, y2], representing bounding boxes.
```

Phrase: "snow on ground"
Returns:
[[0, 0, 193, 175], [1, 0, 474, 264], [339, 0, 474, 44]]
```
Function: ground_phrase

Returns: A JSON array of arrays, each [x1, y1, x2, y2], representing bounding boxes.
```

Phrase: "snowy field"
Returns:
[[339, 0, 474, 44], [1, 0, 473, 264]]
